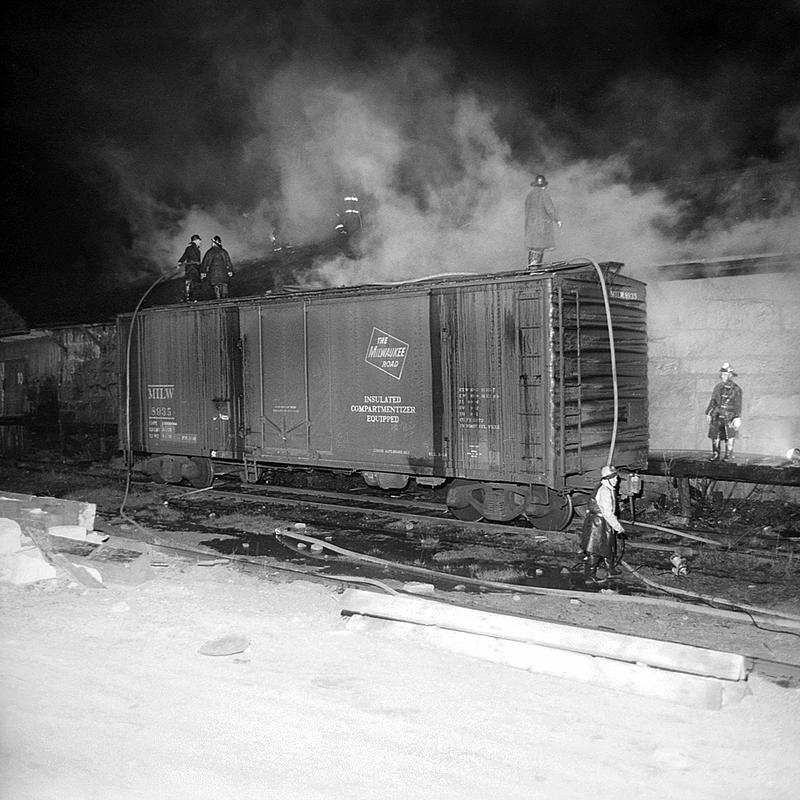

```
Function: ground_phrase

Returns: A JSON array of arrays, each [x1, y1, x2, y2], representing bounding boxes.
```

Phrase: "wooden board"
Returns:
[[339, 589, 747, 681]]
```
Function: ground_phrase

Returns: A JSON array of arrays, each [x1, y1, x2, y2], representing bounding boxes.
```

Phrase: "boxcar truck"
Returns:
[[119, 261, 648, 529]]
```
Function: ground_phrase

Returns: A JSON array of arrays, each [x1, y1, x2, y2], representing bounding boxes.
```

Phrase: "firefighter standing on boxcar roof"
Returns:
[[177, 234, 202, 302], [201, 235, 234, 300], [524, 174, 562, 268], [579, 465, 625, 582], [705, 362, 742, 461]]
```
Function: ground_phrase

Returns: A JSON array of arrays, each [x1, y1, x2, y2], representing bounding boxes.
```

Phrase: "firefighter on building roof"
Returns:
[[200, 235, 234, 300], [524, 174, 561, 268], [177, 234, 202, 302], [335, 195, 362, 236], [705, 361, 743, 461], [579, 465, 625, 582]]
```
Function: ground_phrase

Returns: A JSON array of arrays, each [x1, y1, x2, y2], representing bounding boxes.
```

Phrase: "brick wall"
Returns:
[[647, 264, 800, 457]]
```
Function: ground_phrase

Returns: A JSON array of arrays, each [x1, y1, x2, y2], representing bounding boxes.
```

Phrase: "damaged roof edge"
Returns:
[[653, 252, 799, 281]]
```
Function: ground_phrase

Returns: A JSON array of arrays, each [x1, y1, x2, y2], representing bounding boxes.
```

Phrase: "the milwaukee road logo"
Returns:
[[365, 327, 409, 380]]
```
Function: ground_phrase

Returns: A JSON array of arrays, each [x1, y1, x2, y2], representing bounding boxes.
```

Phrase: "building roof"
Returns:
[[0, 297, 29, 337], [652, 252, 800, 280]]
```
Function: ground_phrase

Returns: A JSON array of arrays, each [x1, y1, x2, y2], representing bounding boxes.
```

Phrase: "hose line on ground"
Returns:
[[276, 528, 800, 629], [620, 559, 800, 625]]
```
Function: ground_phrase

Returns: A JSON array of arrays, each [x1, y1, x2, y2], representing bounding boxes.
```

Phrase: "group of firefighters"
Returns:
[[179, 196, 364, 303], [176, 176, 553, 302], [174, 175, 557, 302], [177, 234, 234, 302]]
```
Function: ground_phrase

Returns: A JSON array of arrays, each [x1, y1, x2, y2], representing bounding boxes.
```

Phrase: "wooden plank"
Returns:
[[339, 589, 747, 681], [646, 450, 800, 486], [677, 477, 692, 516], [347, 615, 748, 710]]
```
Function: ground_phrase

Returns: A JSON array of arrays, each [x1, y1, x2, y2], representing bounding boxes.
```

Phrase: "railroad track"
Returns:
[[172, 480, 638, 544], [168, 480, 794, 561], [179, 482, 564, 538]]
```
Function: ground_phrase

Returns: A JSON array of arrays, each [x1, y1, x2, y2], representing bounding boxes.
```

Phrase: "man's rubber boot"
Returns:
[[584, 555, 600, 583]]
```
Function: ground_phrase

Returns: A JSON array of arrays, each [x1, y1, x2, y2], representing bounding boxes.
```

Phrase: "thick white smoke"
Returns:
[[94, 42, 799, 288]]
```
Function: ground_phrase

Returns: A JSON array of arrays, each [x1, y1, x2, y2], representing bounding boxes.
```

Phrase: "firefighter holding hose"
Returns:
[[580, 465, 625, 582]]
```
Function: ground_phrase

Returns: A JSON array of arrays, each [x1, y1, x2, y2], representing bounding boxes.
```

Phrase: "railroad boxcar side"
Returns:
[[119, 261, 647, 528], [238, 289, 437, 484], [119, 304, 243, 487], [552, 269, 648, 477], [432, 266, 647, 525]]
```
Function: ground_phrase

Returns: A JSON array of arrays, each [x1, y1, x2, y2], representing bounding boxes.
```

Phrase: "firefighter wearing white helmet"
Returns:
[[579, 465, 625, 582], [704, 362, 743, 461]]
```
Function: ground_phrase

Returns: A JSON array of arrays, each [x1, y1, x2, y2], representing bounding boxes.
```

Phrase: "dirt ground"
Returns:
[[2, 462, 800, 799]]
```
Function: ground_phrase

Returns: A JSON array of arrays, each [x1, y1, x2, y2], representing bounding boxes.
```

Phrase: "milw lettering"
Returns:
[[148, 386, 175, 399]]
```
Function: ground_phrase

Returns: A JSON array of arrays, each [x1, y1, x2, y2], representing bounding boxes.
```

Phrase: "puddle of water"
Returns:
[[200, 534, 304, 561], [198, 530, 636, 595]]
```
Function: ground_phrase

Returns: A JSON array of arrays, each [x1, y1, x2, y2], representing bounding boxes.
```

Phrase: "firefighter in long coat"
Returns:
[[177, 234, 202, 302], [524, 174, 562, 268], [705, 362, 742, 461], [580, 465, 625, 581], [201, 236, 234, 299]]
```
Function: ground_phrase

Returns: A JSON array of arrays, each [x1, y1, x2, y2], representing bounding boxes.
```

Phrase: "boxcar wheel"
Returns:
[[186, 457, 214, 489], [525, 492, 573, 531], [446, 479, 485, 522]]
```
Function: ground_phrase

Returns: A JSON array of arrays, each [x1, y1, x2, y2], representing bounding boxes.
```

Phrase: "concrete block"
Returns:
[[0, 490, 95, 531], [347, 615, 748, 710], [0, 547, 58, 585], [402, 582, 436, 595], [0, 518, 23, 554], [46, 525, 89, 542]]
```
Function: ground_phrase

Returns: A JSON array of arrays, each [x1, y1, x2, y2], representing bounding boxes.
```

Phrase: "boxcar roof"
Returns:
[[119, 260, 642, 319]]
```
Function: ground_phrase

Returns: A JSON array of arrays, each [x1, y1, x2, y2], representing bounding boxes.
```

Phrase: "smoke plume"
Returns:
[[5, 0, 800, 316]]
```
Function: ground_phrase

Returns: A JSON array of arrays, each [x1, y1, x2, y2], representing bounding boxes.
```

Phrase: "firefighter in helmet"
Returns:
[[524, 174, 561, 268], [335, 194, 362, 237], [579, 465, 625, 581], [705, 362, 742, 461], [177, 235, 202, 302], [200, 235, 234, 300]]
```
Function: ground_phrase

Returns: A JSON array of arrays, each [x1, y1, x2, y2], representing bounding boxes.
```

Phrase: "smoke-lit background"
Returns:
[[4, 0, 800, 322]]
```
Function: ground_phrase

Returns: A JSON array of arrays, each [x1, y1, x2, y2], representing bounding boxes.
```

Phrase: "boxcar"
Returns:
[[119, 262, 648, 528]]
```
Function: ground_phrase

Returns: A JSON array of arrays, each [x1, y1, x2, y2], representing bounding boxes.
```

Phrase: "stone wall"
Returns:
[[646, 263, 799, 457]]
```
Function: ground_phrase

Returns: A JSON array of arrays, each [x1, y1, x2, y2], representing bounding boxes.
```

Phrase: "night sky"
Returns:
[[4, 0, 800, 324]]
